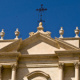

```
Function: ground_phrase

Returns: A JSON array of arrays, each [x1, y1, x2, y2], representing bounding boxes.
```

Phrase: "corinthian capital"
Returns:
[[59, 62, 64, 68], [74, 62, 79, 68], [11, 64, 17, 70]]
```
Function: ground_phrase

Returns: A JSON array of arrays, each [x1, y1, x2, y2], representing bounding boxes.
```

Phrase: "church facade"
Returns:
[[0, 22, 80, 80]]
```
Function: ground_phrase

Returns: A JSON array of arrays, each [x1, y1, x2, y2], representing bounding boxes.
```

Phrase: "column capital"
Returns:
[[11, 64, 17, 67], [74, 62, 79, 68], [11, 64, 17, 70], [59, 62, 64, 68]]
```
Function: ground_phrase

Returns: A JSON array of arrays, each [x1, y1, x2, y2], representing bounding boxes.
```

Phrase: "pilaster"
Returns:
[[0, 65, 2, 80], [11, 64, 17, 80], [59, 63, 64, 80], [74, 62, 79, 80]]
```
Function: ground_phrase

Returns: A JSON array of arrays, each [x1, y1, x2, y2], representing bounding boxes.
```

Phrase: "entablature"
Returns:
[[55, 50, 80, 65], [0, 52, 21, 68]]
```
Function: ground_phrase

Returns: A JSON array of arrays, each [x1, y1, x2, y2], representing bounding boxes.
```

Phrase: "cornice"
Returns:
[[60, 37, 80, 40], [20, 54, 58, 59], [0, 39, 18, 42], [55, 50, 80, 57], [0, 52, 21, 57], [18, 64, 58, 68]]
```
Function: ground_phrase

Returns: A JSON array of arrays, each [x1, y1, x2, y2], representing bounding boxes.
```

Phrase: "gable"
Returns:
[[0, 33, 79, 53], [20, 40, 65, 54], [19, 33, 80, 55], [19, 33, 59, 50]]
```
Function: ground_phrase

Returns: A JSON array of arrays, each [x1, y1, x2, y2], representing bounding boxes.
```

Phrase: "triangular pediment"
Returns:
[[18, 33, 61, 54], [0, 33, 79, 54], [20, 39, 62, 54], [19, 33, 80, 55], [19, 33, 60, 51]]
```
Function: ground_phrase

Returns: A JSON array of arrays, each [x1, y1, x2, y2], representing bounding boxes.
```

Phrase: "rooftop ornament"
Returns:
[[15, 28, 20, 40], [59, 27, 64, 38], [36, 4, 47, 22], [37, 22, 44, 32], [74, 27, 79, 38], [0, 29, 5, 40]]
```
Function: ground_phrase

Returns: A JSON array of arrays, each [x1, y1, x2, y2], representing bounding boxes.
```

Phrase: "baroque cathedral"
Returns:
[[0, 21, 79, 80]]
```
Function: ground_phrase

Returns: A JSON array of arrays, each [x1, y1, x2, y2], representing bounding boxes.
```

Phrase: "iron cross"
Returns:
[[36, 4, 47, 22]]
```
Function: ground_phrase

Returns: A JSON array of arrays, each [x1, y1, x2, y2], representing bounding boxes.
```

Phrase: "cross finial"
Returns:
[[36, 4, 47, 22]]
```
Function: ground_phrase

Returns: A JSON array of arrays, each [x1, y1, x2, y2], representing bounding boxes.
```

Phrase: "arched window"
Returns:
[[23, 71, 50, 80]]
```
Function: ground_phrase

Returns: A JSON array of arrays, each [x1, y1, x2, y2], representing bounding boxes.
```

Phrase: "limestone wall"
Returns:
[[0, 66, 77, 80], [16, 67, 59, 80], [16, 66, 75, 80]]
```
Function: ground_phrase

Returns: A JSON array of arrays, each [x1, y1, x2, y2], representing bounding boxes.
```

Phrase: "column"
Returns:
[[74, 62, 79, 80], [11, 65, 16, 80], [0, 65, 2, 80], [59, 63, 64, 80]]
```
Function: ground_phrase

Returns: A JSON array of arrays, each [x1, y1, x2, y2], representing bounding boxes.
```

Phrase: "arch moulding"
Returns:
[[23, 71, 50, 80]]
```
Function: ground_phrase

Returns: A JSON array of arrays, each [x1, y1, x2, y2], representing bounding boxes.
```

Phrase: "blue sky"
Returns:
[[0, 0, 80, 39]]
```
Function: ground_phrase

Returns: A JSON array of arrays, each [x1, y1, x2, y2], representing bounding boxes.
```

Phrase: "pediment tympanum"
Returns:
[[20, 40, 64, 54]]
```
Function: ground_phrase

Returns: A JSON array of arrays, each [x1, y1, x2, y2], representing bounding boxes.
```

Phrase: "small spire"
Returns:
[[37, 22, 44, 31], [0, 29, 5, 40], [74, 27, 79, 38], [59, 27, 64, 38], [15, 28, 20, 40]]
